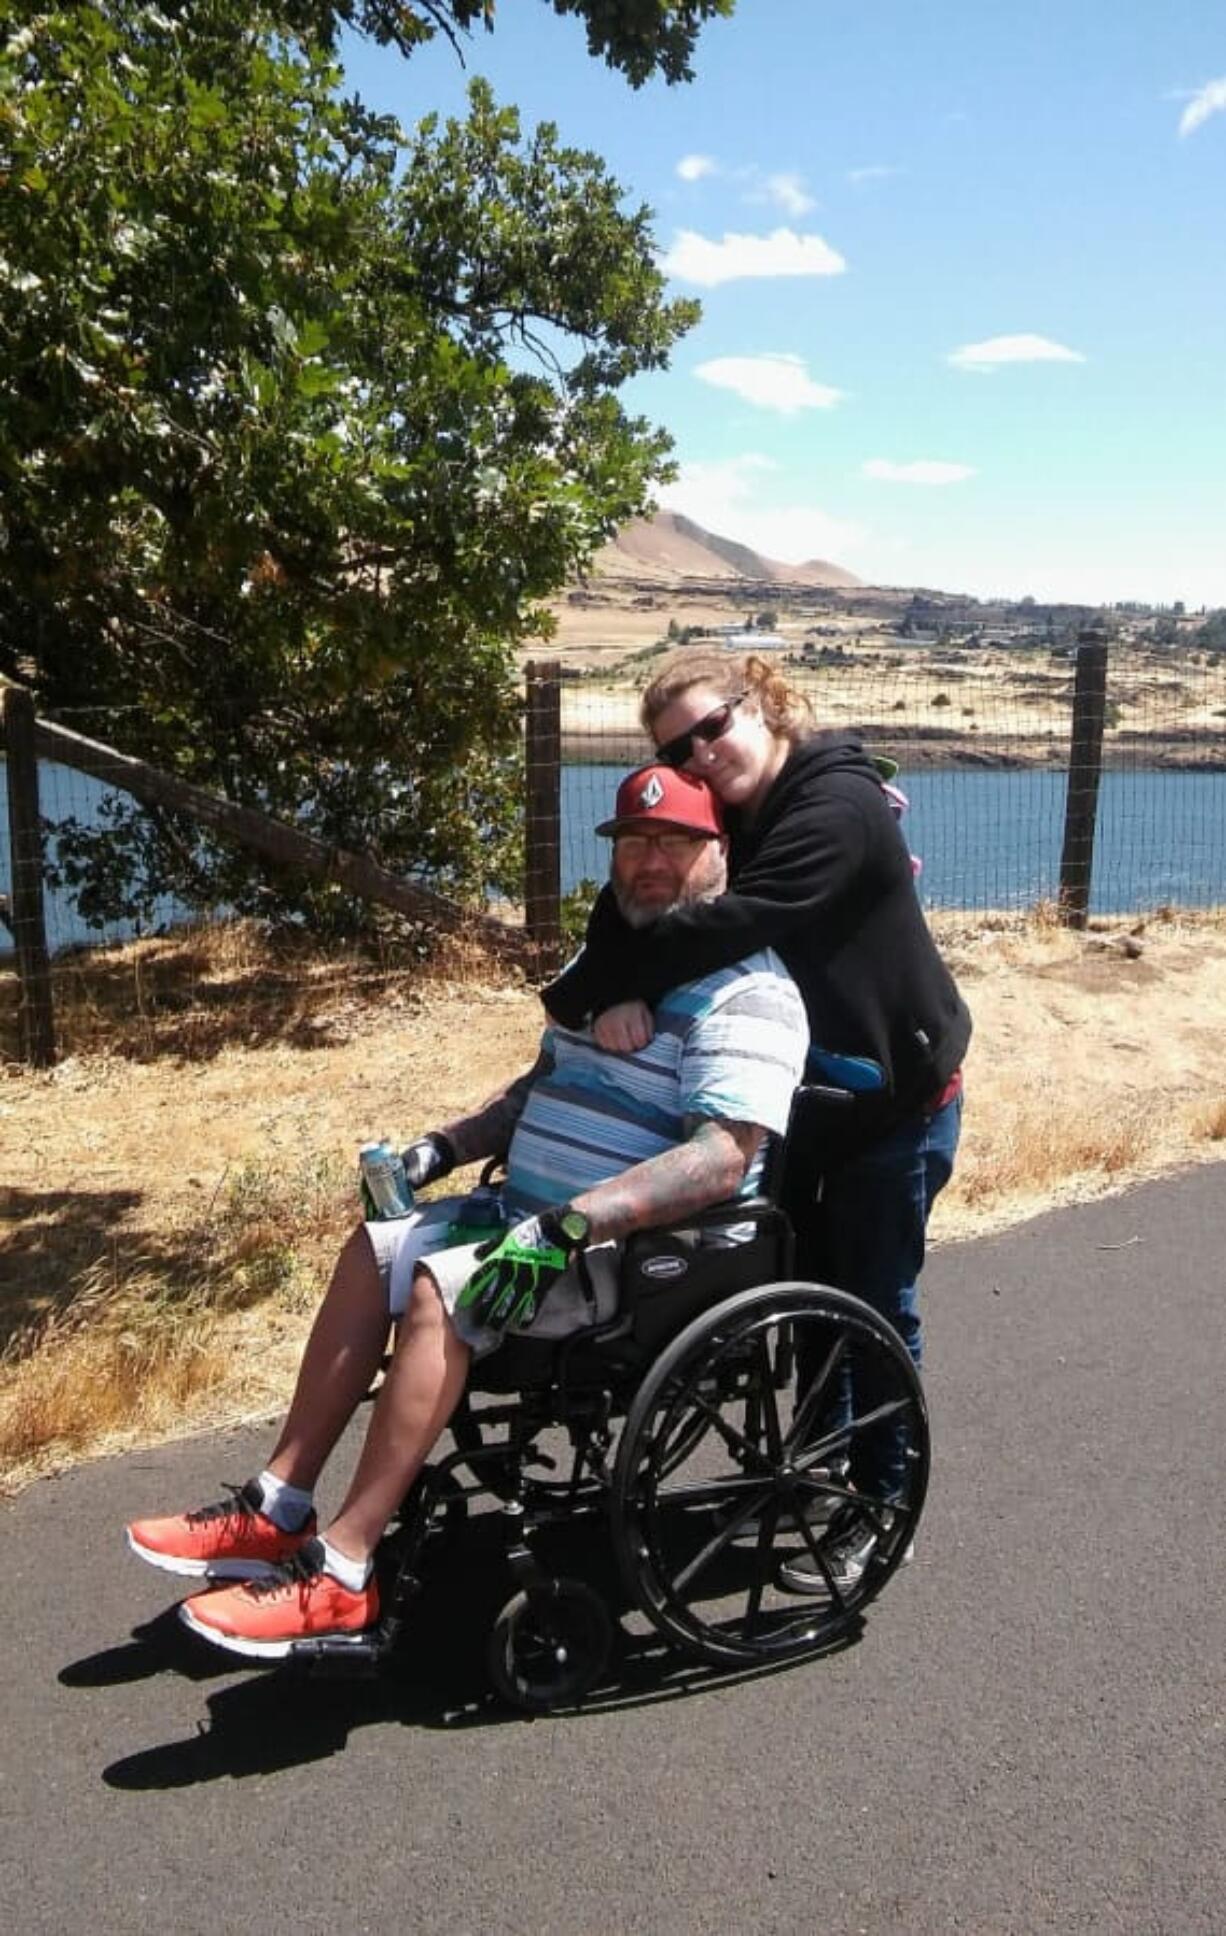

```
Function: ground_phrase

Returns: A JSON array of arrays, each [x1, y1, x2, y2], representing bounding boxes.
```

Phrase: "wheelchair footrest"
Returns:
[[290, 1630, 386, 1677]]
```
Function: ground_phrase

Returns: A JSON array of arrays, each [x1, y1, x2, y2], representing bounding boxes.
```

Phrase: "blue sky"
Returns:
[[341, 2, 1226, 608]]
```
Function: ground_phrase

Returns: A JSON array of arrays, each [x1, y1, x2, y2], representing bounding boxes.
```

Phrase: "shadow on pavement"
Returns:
[[64, 1502, 859, 1788], [63, 1512, 865, 1788], [60, 1605, 227, 1688], [93, 1617, 862, 1791]]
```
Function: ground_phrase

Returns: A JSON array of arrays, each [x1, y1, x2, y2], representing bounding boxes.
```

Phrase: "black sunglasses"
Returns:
[[655, 694, 747, 770]]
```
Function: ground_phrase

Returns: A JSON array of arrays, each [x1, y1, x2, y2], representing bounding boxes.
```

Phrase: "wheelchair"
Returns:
[[293, 1088, 930, 1712]]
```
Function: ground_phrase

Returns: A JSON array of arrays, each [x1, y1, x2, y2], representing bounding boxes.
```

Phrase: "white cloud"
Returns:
[[847, 164, 901, 185], [763, 172, 816, 216], [677, 152, 718, 181], [862, 459, 976, 486], [1179, 77, 1226, 136], [656, 455, 865, 565], [948, 332, 1086, 371], [661, 227, 847, 287], [695, 353, 843, 414]]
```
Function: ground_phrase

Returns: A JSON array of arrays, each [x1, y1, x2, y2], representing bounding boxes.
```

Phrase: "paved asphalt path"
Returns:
[[2, 1164, 1223, 1935]]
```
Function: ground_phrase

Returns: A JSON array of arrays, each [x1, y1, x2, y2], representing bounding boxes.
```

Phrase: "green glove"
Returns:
[[457, 1207, 589, 1333]]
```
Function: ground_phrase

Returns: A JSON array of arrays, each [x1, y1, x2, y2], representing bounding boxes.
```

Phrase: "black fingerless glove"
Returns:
[[400, 1131, 457, 1190]]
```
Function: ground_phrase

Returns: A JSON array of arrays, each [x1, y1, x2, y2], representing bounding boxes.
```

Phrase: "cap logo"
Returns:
[[638, 773, 665, 810]]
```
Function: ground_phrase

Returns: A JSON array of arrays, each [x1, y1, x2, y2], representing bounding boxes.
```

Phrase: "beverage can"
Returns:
[[358, 1141, 415, 1220]]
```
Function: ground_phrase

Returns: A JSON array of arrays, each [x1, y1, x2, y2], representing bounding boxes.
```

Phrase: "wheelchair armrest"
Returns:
[[648, 1195, 781, 1233], [619, 1196, 790, 1267]]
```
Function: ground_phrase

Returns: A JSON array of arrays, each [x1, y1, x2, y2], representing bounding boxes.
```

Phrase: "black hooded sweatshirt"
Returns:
[[543, 733, 971, 1131]]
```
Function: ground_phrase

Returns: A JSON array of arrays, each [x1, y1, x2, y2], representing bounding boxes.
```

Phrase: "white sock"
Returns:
[[255, 1468, 314, 1532], [318, 1534, 373, 1592]]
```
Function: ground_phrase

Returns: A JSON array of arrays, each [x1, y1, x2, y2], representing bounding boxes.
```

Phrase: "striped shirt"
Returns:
[[505, 949, 807, 1216]]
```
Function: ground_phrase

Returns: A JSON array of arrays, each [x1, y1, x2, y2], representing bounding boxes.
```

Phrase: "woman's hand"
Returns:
[[593, 999, 655, 1054]]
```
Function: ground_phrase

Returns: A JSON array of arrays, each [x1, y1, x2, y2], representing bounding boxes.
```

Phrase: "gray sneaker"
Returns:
[[777, 1506, 913, 1597]]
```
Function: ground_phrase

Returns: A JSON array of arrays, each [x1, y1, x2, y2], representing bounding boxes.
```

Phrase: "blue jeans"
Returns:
[[793, 1091, 962, 1499]]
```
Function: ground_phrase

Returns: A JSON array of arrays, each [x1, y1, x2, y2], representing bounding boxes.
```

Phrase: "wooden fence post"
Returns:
[[1058, 629, 1110, 929], [3, 686, 57, 1066], [524, 660, 562, 965]]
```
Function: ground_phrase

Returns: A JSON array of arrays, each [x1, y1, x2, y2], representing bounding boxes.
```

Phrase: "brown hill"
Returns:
[[591, 510, 860, 589]]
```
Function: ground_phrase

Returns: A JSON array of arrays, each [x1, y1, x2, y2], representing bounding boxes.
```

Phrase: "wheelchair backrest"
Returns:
[[773, 1080, 858, 1225]]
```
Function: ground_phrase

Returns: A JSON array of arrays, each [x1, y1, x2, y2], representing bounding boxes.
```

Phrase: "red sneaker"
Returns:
[[126, 1480, 316, 1579], [179, 1540, 379, 1659]]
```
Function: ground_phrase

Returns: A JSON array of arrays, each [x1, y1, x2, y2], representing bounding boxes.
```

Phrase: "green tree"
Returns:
[[296, 2, 736, 87], [0, 3, 709, 931]]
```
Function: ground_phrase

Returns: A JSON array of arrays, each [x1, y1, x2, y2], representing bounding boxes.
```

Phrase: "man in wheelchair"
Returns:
[[126, 763, 809, 1661]]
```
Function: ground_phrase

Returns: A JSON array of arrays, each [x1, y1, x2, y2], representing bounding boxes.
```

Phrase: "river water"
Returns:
[[562, 763, 1226, 914], [3, 758, 1224, 954]]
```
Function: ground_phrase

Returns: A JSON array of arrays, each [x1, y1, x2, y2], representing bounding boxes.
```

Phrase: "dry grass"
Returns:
[[931, 904, 1226, 1236], [955, 1092, 1163, 1207], [3, 906, 1225, 1491], [0, 914, 522, 1066], [1186, 1091, 1226, 1146], [0, 1148, 348, 1485]]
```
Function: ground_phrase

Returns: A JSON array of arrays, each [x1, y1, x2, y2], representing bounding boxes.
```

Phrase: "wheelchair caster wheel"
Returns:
[[487, 1580, 612, 1712]]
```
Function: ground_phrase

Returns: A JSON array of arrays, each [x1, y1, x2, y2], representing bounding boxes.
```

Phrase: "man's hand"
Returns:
[[400, 1132, 456, 1190], [457, 1208, 587, 1333], [592, 999, 655, 1054]]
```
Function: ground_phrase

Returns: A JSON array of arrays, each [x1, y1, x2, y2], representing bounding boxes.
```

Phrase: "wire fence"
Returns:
[[554, 643, 1226, 915], [4, 640, 1226, 1065]]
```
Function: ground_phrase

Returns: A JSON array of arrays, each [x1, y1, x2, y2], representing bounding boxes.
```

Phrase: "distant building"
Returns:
[[718, 630, 787, 652]]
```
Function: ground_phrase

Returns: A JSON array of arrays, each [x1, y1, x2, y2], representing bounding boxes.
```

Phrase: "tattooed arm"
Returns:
[[571, 1117, 765, 1245], [437, 1048, 553, 1168]]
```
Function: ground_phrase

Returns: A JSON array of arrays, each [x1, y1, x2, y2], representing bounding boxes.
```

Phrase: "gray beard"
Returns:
[[613, 882, 721, 929]]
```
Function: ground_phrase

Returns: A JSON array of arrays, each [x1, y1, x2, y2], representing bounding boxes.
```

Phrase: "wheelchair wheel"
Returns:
[[486, 1580, 613, 1712], [612, 1281, 928, 1668]]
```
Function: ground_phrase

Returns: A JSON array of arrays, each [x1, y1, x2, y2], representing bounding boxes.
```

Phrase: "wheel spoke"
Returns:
[[672, 1497, 768, 1594], [655, 1379, 774, 1479], [791, 1508, 849, 1610], [792, 1392, 917, 1476], [840, 1392, 917, 1441], [743, 1560, 767, 1636], [750, 1332, 786, 1463], [654, 1384, 714, 1460], [792, 1470, 857, 1519], [783, 1329, 847, 1456]]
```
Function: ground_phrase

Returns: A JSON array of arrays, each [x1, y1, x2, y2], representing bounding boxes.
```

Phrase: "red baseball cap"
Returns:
[[596, 763, 725, 839]]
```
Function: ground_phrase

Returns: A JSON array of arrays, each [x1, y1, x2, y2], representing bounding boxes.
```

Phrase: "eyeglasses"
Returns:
[[655, 695, 746, 770], [612, 830, 710, 860]]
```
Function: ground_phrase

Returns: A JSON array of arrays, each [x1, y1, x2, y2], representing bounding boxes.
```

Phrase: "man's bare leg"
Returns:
[[324, 1271, 471, 1568], [262, 1224, 393, 1494]]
